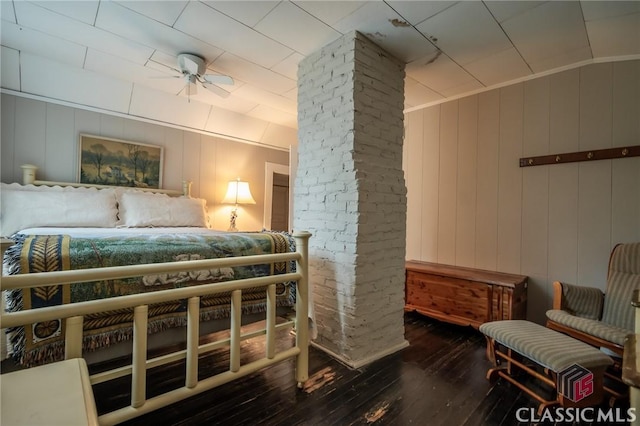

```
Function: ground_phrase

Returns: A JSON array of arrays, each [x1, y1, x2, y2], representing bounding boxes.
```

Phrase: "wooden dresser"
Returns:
[[405, 260, 528, 329]]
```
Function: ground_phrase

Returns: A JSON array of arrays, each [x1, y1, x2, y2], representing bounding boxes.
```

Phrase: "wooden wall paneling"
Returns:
[[201, 136, 219, 228], [475, 90, 500, 270], [74, 109, 101, 141], [122, 118, 150, 146], [522, 165, 550, 325], [577, 63, 614, 290], [161, 127, 184, 192], [523, 77, 550, 157], [182, 130, 202, 198], [547, 69, 580, 286], [455, 95, 478, 267], [611, 61, 640, 244], [99, 114, 125, 140], [403, 110, 424, 261], [577, 162, 612, 290], [44, 103, 75, 183], [549, 69, 580, 153], [612, 158, 640, 245], [14, 96, 46, 180], [1, 95, 16, 183], [522, 166, 549, 275], [496, 84, 523, 274], [548, 164, 579, 285], [421, 106, 440, 263], [521, 77, 549, 279], [437, 101, 459, 265], [579, 63, 613, 151]]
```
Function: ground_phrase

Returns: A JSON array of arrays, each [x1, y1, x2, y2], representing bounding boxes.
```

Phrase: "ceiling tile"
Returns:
[[1, 46, 21, 90], [404, 77, 444, 108], [204, 107, 269, 143], [130, 84, 211, 129], [232, 84, 297, 115], [0, 19, 86, 68], [114, 0, 188, 26], [282, 86, 297, 102], [174, 2, 293, 69], [483, 1, 545, 23], [254, 2, 342, 56], [529, 46, 593, 73], [31, 0, 99, 25], [21, 53, 132, 113], [1, 1, 16, 23], [332, 2, 439, 63], [202, 1, 279, 28], [211, 52, 297, 95], [176, 84, 258, 115], [246, 104, 297, 129], [384, 1, 457, 26], [96, 1, 224, 65], [501, 1, 591, 68], [463, 47, 532, 87], [292, 1, 367, 26], [581, 1, 640, 21], [406, 53, 481, 95], [586, 13, 640, 58], [14, 1, 154, 64], [270, 52, 305, 80], [416, 1, 513, 65], [260, 123, 297, 149], [148, 50, 187, 74], [439, 79, 485, 98], [84, 49, 180, 92]]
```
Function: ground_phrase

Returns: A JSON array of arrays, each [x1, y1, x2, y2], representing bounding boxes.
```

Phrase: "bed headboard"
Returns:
[[1, 166, 207, 236], [20, 164, 190, 197]]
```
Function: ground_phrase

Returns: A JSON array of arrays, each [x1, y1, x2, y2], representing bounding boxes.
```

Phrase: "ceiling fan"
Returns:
[[169, 53, 234, 99]]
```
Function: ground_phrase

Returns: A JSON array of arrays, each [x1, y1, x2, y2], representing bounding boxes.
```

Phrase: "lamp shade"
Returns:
[[221, 179, 256, 205]]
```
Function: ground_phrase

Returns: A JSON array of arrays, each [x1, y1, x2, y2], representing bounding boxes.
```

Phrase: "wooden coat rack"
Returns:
[[519, 145, 640, 167]]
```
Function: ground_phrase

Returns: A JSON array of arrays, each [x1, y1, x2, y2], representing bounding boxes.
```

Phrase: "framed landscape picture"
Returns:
[[78, 134, 164, 189]]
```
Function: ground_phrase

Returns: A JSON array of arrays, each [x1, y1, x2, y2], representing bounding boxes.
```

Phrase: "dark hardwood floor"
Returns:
[[80, 313, 633, 425]]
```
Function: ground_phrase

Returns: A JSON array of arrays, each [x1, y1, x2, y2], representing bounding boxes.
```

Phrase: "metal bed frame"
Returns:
[[1, 232, 310, 425]]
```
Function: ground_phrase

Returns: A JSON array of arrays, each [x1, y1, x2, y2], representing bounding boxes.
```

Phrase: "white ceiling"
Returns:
[[1, 1, 639, 148]]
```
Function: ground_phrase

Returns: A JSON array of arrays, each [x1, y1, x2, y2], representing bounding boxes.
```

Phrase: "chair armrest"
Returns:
[[552, 281, 604, 320]]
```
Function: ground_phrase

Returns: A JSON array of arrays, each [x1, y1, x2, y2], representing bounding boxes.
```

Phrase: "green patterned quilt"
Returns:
[[4, 231, 295, 366]]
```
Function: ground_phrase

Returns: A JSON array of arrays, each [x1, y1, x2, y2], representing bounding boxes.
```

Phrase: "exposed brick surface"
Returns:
[[294, 31, 407, 365]]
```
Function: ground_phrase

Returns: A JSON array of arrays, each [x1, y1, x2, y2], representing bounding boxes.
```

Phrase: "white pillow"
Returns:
[[118, 191, 208, 228], [0, 183, 118, 236]]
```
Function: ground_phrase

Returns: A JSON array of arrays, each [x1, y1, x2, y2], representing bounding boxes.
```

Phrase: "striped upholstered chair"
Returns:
[[546, 242, 640, 358]]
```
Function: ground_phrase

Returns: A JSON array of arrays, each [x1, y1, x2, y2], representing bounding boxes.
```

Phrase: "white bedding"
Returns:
[[17, 227, 226, 238]]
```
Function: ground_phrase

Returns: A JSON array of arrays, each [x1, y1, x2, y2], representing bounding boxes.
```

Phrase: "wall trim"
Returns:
[[0, 88, 290, 152]]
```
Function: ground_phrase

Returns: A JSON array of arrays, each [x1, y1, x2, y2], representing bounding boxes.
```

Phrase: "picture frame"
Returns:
[[78, 134, 164, 189]]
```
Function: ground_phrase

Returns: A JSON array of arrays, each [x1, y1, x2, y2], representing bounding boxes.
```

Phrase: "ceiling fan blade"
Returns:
[[203, 74, 234, 86], [149, 75, 182, 79], [201, 82, 230, 98], [186, 82, 197, 97]]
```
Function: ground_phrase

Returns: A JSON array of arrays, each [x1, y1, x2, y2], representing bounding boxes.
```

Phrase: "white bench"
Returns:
[[1, 358, 98, 425]]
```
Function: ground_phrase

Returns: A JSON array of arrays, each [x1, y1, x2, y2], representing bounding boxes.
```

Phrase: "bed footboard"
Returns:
[[1, 231, 311, 425]]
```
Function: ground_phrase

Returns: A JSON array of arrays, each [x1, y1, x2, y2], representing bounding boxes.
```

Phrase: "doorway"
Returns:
[[264, 163, 290, 231]]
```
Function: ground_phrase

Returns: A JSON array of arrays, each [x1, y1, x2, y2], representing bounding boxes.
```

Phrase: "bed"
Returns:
[[0, 180, 311, 424]]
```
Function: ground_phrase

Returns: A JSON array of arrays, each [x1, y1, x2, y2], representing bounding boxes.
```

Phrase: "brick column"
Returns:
[[294, 31, 407, 367]]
